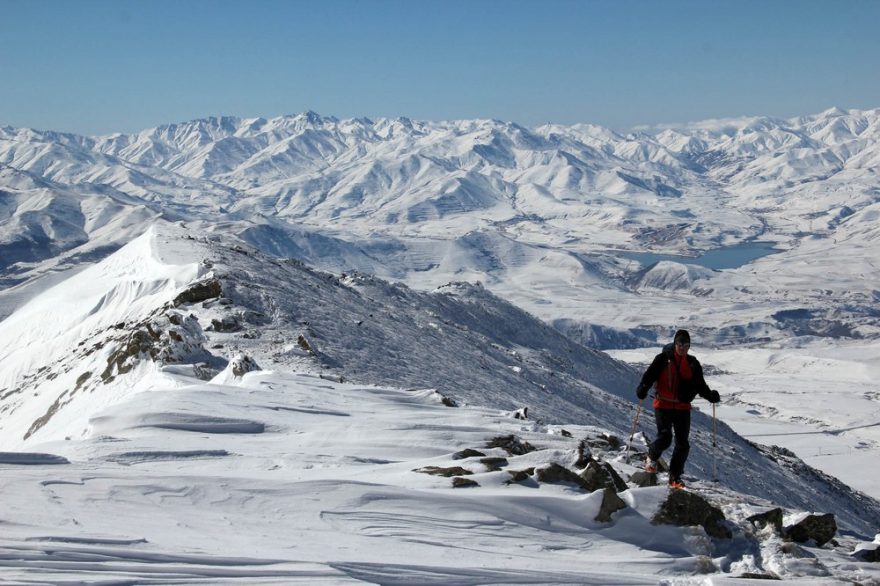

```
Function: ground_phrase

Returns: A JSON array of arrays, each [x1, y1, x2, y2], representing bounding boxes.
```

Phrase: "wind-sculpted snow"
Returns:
[[0, 343, 877, 582], [0, 452, 69, 465]]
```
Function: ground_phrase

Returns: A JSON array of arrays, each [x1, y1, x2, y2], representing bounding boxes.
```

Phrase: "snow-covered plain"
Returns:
[[2, 107, 880, 581], [1, 224, 879, 583]]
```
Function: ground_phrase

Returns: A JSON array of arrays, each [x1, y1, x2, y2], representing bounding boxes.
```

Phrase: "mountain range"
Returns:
[[2, 107, 879, 345]]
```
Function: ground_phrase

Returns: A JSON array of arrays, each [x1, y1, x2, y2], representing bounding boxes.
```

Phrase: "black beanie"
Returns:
[[673, 329, 690, 344]]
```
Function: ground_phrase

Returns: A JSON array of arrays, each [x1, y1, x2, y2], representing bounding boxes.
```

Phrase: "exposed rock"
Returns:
[[211, 315, 243, 332], [480, 457, 508, 471], [594, 487, 628, 523], [574, 439, 593, 469], [452, 448, 485, 460], [629, 470, 658, 488], [736, 573, 781, 580], [585, 432, 622, 451], [747, 507, 784, 534], [506, 468, 536, 483], [193, 362, 221, 381], [784, 513, 837, 547], [433, 390, 458, 407], [416, 466, 473, 477], [241, 310, 270, 325], [580, 460, 627, 492], [487, 435, 536, 455], [559, 429, 572, 438], [535, 463, 590, 491], [513, 407, 528, 420], [652, 489, 731, 539], [101, 330, 157, 381], [452, 477, 479, 488], [173, 279, 222, 306], [297, 334, 315, 354], [852, 542, 880, 562], [230, 354, 261, 377], [74, 371, 91, 390]]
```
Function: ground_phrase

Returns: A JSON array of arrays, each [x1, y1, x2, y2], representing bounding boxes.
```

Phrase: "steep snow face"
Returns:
[[0, 226, 204, 447]]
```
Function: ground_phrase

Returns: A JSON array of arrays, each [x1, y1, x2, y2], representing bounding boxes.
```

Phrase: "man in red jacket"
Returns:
[[636, 329, 720, 488]]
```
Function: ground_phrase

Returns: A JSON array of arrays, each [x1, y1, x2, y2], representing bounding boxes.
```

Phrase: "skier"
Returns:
[[636, 329, 720, 489]]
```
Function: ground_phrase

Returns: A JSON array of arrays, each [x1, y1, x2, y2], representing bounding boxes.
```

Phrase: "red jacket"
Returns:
[[638, 343, 712, 410]]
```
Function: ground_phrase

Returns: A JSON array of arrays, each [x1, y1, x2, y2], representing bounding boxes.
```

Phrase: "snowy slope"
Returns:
[[0, 221, 879, 583]]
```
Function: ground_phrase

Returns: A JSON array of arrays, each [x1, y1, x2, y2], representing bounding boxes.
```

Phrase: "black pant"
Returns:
[[648, 408, 690, 479]]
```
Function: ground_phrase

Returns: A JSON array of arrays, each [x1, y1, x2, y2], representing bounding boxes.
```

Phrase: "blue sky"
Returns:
[[1, 0, 878, 135]]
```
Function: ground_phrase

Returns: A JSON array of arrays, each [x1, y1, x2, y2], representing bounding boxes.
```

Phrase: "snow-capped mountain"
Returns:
[[2, 107, 879, 344], [1, 222, 878, 583]]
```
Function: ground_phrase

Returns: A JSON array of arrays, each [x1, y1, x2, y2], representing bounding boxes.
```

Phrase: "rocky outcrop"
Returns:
[[480, 457, 508, 471], [452, 477, 479, 488], [415, 466, 473, 477], [629, 470, 659, 488], [784, 513, 837, 547], [487, 435, 536, 455], [652, 489, 731, 539], [747, 507, 784, 534], [230, 354, 261, 377], [535, 463, 590, 491], [579, 460, 627, 492], [172, 279, 222, 306], [853, 539, 880, 562], [595, 487, 628, 523], [452, 448, 485, 460]]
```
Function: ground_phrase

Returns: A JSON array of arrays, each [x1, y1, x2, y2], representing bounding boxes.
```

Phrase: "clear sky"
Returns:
[[1, 0, 878, 136]]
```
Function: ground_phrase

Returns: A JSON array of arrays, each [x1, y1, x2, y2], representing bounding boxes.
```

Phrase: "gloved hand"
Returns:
[[707, 389, 721, 403], [636, 383, 649, 400]]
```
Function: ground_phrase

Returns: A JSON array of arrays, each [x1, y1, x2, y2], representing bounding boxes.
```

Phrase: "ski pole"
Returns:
[[625, 399, 643, 463], [712, 402, 718, 482]]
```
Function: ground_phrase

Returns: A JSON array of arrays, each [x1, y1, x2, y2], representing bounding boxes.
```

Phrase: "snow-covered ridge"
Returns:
[[1, 221, 879, 583], [2, 221, 878, 539]]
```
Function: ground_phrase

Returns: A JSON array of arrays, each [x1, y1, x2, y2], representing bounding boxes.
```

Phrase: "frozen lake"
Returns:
[[618, 241, 781, 270]]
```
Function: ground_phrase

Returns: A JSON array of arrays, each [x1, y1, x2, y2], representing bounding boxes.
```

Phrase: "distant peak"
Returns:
[[818, 106, 847, 118]]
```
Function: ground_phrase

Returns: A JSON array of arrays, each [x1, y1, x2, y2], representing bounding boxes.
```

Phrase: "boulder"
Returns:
[[784, 513, 837, 547], [452, 477, 479, 488], [580, 461, 627, 493], [231, 354, 261, 377], [629, 470, 658, 488], [652, 489, 731, 539], [487, 435, 536, 455], [506, 468, 536, 483], [535, 463, 590, 491], [573, 439, 593, 469], [172, 279, 222, 306], [853, 541, 880, 562], [452, 449, 485, 460], [211, 316, 242, 333], [594, 487, 628, 523], [480, 457, 508, 471], [747, 508, 784, 534], [416, 466, 472, 477]]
